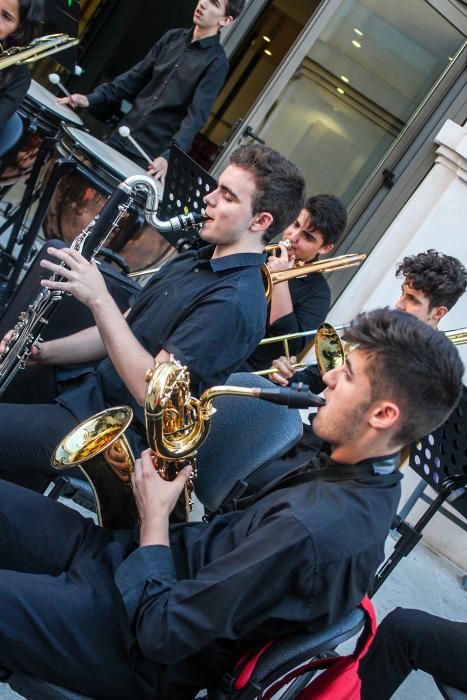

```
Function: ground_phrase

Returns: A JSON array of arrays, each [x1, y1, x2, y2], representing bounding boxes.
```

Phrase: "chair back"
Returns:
[[195, 372, 303, 512]]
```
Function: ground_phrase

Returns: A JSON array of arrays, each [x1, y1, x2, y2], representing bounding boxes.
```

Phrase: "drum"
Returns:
[[43, 126, 174, 272], [0, 80, 83, 186]]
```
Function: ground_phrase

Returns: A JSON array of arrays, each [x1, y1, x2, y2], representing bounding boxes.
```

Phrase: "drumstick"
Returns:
[[48, 73, 72, 99], [118, 126, 154, 166]]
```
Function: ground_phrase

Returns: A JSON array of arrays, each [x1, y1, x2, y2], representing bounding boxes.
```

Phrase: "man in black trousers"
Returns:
[[0, 309, 463, 699]]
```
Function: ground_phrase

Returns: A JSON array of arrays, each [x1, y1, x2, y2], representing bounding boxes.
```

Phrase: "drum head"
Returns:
[[63, 126, 150, 183], [26, 80, 83, 127]]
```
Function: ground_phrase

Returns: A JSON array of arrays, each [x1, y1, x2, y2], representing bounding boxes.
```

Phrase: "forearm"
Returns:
[[269, 282, 294, 325], [90, 294, 154, 406], [40, 325, 106, 365]]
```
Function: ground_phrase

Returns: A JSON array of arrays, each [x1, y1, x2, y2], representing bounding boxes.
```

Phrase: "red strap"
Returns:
[[232, 597, 376, 698], [233, 640, 274, 690]]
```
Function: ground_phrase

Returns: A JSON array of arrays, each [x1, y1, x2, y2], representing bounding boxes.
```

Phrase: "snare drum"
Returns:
[[0, 80, 83, 186], [43, 126, 174, 272]]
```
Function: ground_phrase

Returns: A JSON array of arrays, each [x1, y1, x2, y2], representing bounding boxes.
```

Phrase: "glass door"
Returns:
[[213, 0, 465, 208]]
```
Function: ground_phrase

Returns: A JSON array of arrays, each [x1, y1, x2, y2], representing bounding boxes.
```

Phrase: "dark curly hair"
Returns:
[[230, 144, 305, 243], [396, 250, 467, 311], [304, 194, 347, 246], [344, 308, 464, 446]]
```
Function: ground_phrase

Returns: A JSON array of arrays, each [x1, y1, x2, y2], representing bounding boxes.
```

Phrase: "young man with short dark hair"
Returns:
[[0, 309, 463, 699], [0, 143, 305, 491], [58, 0, 246, 183], [242, 194, 347, 371]]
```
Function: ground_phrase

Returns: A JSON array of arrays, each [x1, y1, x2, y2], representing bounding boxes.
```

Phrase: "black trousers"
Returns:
[[0, 365, 80, 491], [359, 607, 467, 699], [0, 479, 153, 698]]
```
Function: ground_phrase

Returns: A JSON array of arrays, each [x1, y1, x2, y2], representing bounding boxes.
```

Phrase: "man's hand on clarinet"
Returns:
[[147, 156, 168, 184], [0, 329, 44, 365], [39, 247, 109, 309], [270, 355, 297, 386], [56, 93, 89, 109]]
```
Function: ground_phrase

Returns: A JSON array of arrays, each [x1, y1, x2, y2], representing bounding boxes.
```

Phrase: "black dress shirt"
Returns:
[[56, 245, 267, 447], [88, 28, 229, 164], [113, 452, 402, 698], [0, 65, 30, 123], [242, 271, 331, 372]]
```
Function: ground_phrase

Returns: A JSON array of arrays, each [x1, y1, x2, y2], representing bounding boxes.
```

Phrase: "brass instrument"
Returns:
[[262, 253, 366, 301], [51, 358, 325, 529], [445, 327, 467, 346], [0, 34, 79, 70], [263, 239, 291, 254]]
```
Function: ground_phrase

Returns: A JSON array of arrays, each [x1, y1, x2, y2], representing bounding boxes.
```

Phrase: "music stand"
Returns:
[[371, 386, 467, 595], [158, 144, 216, 249]]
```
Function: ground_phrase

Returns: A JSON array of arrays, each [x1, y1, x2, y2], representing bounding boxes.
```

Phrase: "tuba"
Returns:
[[51, 358, 325, 529], [0, 175, 203, 398]]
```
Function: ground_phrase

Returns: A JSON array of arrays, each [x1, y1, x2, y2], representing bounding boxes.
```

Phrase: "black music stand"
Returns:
[[158, 144, 216, 250], [371, 386, 467, 595]]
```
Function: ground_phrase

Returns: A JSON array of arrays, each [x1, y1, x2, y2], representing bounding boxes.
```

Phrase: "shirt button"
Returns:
[[164, 291, 168, 295], [194, 267, 199, 272]]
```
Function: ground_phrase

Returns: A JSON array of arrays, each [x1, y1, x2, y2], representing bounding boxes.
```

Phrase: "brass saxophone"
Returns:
[[51, 358, 326, 529], [0, 175, 203, 398]]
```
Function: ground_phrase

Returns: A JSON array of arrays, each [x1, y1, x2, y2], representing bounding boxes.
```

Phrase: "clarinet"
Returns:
[[0, 175, 203, 397]]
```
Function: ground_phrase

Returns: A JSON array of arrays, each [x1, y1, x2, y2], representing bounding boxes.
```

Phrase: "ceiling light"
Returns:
[[337, 87, 345, 95], [354, 28, 363, 36], [340, 75, 349, 83], [262, 35, 271, 43], [352, 40, 362, 48], [264, 49, 272, 56]]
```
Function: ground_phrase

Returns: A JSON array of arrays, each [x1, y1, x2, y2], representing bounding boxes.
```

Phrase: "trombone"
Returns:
[[0, 34, 79, 70], [255, 326, 467, 377]]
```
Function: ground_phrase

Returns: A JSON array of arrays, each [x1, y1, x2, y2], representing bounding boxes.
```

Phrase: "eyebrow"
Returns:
[[219, 183, 239, 201]]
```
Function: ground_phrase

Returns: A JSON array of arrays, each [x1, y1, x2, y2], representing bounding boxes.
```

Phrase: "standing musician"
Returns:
[[0, 143, 305, 491], [241, 194, 347, 372], [0, 309, 463, 699], [57, 0, 245, 183], [0, 0, 43, 156]]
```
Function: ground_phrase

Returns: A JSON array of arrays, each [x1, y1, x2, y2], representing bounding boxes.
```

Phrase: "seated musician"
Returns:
[[268, 250, 467, 460], [241, 194, 347, 372], [0, 143, 305, 491], [0, 0, 43, 157], [0, 309, 463, 699]]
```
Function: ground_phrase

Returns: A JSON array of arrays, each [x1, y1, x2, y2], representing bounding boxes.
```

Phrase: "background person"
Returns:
[[57, 0, 245, 182], [0, 0, 44, 156], [242, 194, 347, 372], [0, 309, 463, 700]]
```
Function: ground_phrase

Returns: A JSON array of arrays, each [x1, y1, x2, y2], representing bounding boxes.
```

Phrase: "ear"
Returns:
[[318, 243, 334, 256], [220, 15, 234, 27], [430, 305, 449, 322], [369, 401, 400, 432], [250, 211, 274, 233]]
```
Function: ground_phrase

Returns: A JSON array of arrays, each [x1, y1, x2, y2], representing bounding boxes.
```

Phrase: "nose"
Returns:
[[395, 296, 405, 311], [204, 188, 217, 206], [322, 366, 338, 389]]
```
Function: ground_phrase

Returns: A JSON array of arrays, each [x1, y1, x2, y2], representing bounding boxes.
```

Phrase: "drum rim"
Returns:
[[25, 80, 83, 126], [58, 124, 147, 181]]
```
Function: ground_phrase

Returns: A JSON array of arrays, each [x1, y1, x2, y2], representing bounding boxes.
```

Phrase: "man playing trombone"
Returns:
[[242, 194, 347, 372]]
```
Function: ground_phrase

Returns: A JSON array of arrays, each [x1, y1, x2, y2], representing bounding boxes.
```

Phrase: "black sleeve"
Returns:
[[0, 66, 30, 123], [87, 36, 168, 107]]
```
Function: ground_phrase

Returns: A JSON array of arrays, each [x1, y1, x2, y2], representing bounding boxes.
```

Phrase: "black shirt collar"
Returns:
[[196, 244, 266, 271], [188, 27, 222, 49]]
